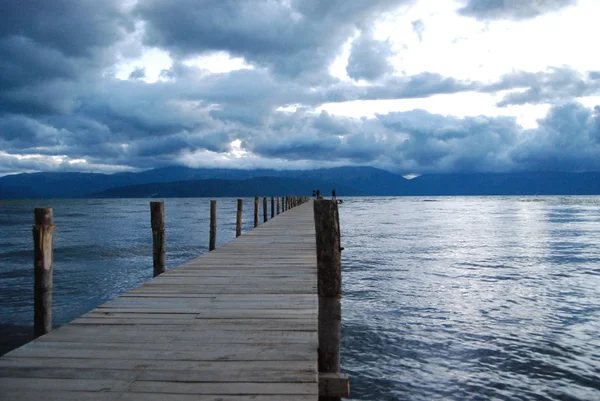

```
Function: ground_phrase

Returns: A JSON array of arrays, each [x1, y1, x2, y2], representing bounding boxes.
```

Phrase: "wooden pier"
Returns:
[[0, 199, 347, 400]]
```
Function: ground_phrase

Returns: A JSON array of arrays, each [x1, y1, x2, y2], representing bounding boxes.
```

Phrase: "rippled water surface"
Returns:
[[340, 197, 600, 400], [1, 196, 600, 400], [0, 198, 245, 329]]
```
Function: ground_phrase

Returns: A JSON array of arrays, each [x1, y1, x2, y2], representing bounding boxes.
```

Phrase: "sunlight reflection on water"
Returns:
[[340, 196, 600, 400]]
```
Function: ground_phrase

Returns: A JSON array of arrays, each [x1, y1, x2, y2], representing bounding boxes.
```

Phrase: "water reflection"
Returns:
[[340, 196, 600, 400]]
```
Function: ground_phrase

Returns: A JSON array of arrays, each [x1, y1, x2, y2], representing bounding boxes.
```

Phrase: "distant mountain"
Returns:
[[124, 165, 410, 195], [407, 172, 600, 195], [0, 172, 137, 199], [289, 166, 410, 195], [0, 166, 402, 199], [2, 167, 600, 199], [91, 177, 358, 198]]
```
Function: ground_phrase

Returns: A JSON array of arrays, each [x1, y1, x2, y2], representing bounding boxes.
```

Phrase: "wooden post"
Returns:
[[209, 200, 217, 251], [236, 198, 243, 237], [33, 207, 55, 338], [314, 199, 342, 398], [150, 202, 166, 278], [277, 197, 280, 215], [271, 197, 275, 218], [263, 197, 267, 223], [254, 197, 259, 228]]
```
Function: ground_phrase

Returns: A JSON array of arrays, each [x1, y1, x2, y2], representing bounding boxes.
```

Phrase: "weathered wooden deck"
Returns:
[[0, 201, 318, 400]]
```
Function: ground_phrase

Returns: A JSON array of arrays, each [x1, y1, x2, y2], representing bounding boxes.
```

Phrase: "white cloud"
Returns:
[[318, 91, 551, 129]]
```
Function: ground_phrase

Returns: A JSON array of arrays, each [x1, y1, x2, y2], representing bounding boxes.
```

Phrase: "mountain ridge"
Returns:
[[1, 167, 600, 199]]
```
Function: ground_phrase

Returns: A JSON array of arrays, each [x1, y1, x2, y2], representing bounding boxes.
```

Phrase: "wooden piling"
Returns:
[[33, 207, 55, 338], [150, 202, 166, 278], [236, 198, 243, 237], [254, 197, 259, 228], [314, 199, 342, 400], [271, 197, 275, 218], [209, 200, 217, 251], [263, 197, 268, 223], [277, 197, 280, 215]]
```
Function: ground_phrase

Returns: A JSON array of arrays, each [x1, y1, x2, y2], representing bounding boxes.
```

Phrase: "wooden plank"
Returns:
[[0, 358, 315, 372], [6, 342, 316, 361], [0, 202, 322, 399], [0, 390, 315, 401], [127, 381, 317, 395], [34, 327, 317, 345], [0, 367, 316, 383]]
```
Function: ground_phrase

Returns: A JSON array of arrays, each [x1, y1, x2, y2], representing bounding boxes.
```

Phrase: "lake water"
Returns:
[[1, 196, 600, 400]]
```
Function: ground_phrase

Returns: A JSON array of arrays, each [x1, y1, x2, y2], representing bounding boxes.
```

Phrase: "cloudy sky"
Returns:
[[2, 0, 600, 175]]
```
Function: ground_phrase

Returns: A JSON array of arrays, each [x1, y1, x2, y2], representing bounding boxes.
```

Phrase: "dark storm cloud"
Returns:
[[0, 0, 133, 117], [458, 0, 578, 20], [1, 0, 598, 176], [245, 102, 600, 174], [0, 115, 63, 152], [246, 110, 390, 163], [314, 73, 479, 104], [0, 37, 77, 91], [135, 0, 413, 81], [366, 73, 478, 99], [0, 0, 132, 57], [512, 103, 600, 171], [491, 68, 600, 107], [346, 33, 395, 81], [378, 110, 520, 172]]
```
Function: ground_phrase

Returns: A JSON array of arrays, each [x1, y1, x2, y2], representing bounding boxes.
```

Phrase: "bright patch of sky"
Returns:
[[332, 0, 600, 128], [113, 0, 599, 129]]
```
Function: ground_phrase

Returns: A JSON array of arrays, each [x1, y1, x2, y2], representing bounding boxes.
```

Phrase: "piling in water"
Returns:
[[314, 199, 342, 400], [271, 197, 275, 218], [236, 198, 243, 237], [209, 200, 217, 251], [33, 207, 55, 338], [254, 197, 259, 228], [263, 197, 268, 223], [150, 202, 166, 278]]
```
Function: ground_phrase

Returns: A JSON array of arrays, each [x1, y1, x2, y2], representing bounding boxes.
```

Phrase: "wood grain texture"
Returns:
[[236, 198, 243, 237], [209, 200, 217, 251], [33, 207, 55, 338], [314, 199, 342, 391], [150, 202, 166, 277], [263, 196, 268, 223], [254, 197, 259, 228], [3, 201, 320, 400]]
